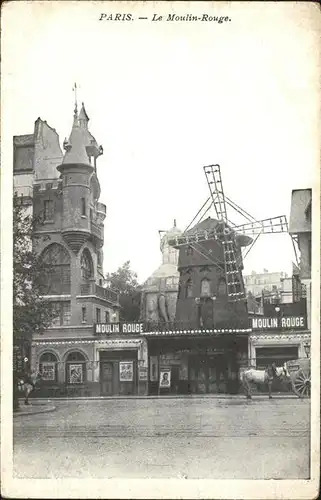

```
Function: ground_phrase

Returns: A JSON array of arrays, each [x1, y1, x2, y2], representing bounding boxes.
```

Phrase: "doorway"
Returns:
[[100, 362, 116, 396], [188, 354, 229, 393]]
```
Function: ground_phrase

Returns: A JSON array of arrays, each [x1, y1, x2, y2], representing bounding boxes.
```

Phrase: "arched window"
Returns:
[[185, 279, 193, 298], [218, 277, 227, 296], [81, 249, 93, 281], [201, 278, 211, 297], [39, 352, 58, 382], [66, 351, 86, 384], [40, 244, 71, 295]]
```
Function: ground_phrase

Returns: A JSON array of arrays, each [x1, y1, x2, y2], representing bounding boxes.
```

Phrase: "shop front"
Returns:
[[95, 337, 148, 396], [248, 314, 310, 393], [31, 326, 149, 397], [147, 331, 249, 395]]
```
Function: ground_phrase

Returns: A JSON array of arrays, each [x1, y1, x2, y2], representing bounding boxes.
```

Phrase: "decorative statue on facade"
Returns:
[[141, 220, 182, 324]]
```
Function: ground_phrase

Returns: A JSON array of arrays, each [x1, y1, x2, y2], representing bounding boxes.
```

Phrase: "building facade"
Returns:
[[288, 189, 312, 330], [13, 105, 148, 397], [140, 217, 252, 395], [247, 189, 312, 374]]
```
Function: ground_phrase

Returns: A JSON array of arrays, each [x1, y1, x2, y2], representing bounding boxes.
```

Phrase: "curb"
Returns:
[[13, 405, 56, 417], [28, 394, 300, 401]]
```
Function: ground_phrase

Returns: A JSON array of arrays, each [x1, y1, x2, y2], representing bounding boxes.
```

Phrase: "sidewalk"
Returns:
[[13, 400, 56, 417]]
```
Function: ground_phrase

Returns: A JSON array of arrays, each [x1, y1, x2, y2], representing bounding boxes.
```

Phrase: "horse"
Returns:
[[241, 363, 286, 399], [18, 370, 42, 405]]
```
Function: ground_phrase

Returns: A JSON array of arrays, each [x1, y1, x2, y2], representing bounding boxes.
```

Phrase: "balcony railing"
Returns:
[[90, 222, 103, 241], [95, 284, 119, 304], [79, 282, 119, 304], [143, 319, 251, 332]]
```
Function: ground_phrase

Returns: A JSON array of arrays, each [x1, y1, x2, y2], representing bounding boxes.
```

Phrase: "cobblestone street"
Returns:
[[13, 397, 310, 479]]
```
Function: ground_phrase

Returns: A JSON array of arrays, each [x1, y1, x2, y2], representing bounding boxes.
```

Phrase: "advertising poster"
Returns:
[[138, 366, 148, 381], [159, 369, 171, 388], [41, 362, 56, 381], [119, 361, 133, 382], [69, 364, 83, 384]]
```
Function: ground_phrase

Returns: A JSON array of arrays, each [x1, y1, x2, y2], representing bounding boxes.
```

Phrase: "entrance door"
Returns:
[[100, 362, 114, 396], [189, 356, 207, 393]]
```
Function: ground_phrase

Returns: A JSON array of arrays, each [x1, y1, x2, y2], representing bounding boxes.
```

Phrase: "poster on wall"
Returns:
[[69, 364, 83, 384], [119, 361, 133, 382], [138, 366, 148, 381], [159, 369, 171, 388], [41, 362, 56, 381]]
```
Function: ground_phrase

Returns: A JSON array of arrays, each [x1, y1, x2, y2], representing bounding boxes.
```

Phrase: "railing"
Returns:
[[79, 282, 119, 304], [90, 222, 103, 241], [143, 319, 251, 332], [95, 284, 119, 304], [96, 202, 106, 216]]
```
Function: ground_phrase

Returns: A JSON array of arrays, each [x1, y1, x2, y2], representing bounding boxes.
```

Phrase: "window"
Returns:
[[40, 243, 71, 295], [81, 198, 86, 216], [105, 311, 110, 323], [81, 249, 93, 280], [96, 308, 101, 323], [185, 279, 193, 298], [97, 251, 102, 267], [82, 307, 87, 323], [218, 278, 227, 296], [39, 352, 58, 381], [44, 200, 54, 221], [201, 278, 211, 297], [50, 301, 71, 326], [186, 246, 193, 256], [66, 351, 86, 384]]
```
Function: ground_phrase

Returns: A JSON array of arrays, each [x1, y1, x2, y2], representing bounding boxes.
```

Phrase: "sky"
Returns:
[[2, 1, 320, 283]]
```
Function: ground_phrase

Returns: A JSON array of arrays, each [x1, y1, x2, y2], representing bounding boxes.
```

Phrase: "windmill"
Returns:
[[168, 164, 297, 305]]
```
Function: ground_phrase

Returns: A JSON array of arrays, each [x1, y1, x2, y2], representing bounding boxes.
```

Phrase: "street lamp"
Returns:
[[304, 342, 311, 358], [274, 306, 281, 313]]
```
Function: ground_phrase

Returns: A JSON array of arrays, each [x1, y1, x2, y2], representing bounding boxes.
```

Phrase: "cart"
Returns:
[[286, 358, 311, 398]]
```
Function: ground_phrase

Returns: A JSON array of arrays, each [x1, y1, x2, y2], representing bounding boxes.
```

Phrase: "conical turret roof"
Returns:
[[62, 102, 99, 166]]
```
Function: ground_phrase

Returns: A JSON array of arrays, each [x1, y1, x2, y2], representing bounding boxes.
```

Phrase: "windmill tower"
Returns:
[[169, 165, 292, 330]]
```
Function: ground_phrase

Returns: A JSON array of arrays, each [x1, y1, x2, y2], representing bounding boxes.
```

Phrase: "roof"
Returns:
[[148, 263, 179, 280], [62, 125, 91, 166], [61, 103, 99, 166], [78, 102, 89, 123], [289, 189, 312, 234], [13, 134, 34, 147], [187, 217, 252, 247]]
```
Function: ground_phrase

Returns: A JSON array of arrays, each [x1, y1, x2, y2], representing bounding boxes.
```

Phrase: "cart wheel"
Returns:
[[292, 369, 311, 398]]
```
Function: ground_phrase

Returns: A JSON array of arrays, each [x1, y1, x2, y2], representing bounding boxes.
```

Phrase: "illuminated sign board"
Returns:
[[94, 322, 144, 335], [251, 316, 306, 330]]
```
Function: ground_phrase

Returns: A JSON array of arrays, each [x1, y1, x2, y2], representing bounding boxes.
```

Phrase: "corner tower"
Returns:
[[57, 103, 104, 254]]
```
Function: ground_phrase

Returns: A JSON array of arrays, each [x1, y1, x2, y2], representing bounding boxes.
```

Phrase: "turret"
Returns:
[[57, 103, 104, 253]]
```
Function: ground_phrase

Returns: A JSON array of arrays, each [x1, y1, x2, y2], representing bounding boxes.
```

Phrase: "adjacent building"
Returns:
[[140, 220, 182, 324], [13, 104, 148, 397], [247, 189, 311, 371]]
